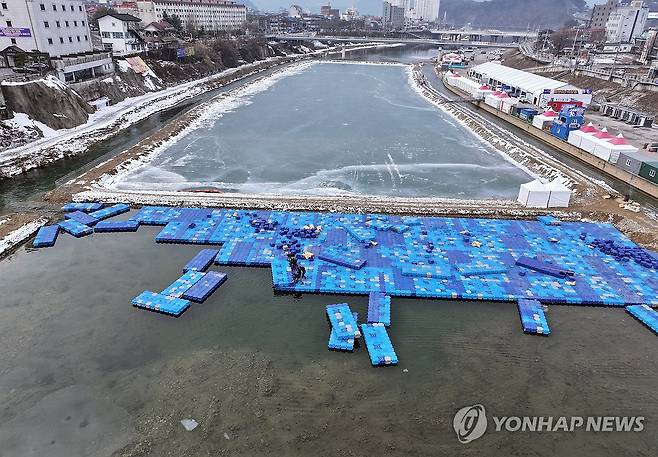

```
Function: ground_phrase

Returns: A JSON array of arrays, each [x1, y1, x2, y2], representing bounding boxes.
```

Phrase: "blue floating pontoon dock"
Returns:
[[326, 303, 359, 340], [517, 298, 551, 336], [183, 249, 220, 272], [182, 271, 227, 303], [328, 312, 359, 351], [33, 225, 59, 248], [516, 256, 574, 278], [94, 220, 140, 232], [58, 219, 93, 237], [161, 271, 205, 298], [62, 202, 103, 212], [367, 292, 391, 327], [89, 203, 130, 221], [626, 305, 658, 335], [65, 211, 99, 226], [131, 290, 191, 316], [361, 323, 398, 366]]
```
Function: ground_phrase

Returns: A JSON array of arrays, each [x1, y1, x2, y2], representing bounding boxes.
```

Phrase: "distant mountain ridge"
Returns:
[[441, 0, 587, 29]]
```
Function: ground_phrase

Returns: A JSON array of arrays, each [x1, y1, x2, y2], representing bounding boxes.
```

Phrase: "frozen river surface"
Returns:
[[116, 62, 530, 199]]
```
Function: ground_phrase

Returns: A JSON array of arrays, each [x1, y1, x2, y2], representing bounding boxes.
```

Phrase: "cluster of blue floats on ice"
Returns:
[[326, 295, 398, 366], [31, 203, 658, 338]]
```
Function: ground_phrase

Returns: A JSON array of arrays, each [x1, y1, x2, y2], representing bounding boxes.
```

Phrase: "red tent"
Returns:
[[580, 122, 598, 133]]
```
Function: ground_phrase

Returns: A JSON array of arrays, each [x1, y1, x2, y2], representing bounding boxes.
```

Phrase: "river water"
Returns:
[[113, 61, 530, 199]]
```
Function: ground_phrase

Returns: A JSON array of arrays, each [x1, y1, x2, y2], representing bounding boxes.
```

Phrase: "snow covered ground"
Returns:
[[0, 217, 47, 257], [0, 42, 398, 179]]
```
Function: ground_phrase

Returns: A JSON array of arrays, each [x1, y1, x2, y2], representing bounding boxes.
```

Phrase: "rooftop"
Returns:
[[471, 61, 572, 94]]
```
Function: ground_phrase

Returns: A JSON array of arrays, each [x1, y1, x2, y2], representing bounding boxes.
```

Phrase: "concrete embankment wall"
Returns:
[[443, 81, 658, 199]]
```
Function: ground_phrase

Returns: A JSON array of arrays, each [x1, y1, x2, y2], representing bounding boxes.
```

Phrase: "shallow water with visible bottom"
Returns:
[[0, 213, 656, 456], [115, 62, 531, 199]]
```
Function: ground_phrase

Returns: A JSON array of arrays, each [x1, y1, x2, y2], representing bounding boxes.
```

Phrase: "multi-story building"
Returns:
[[320, 4, 339, 19], [382, 1, 405, 29], [415, 0, 440, 22], [605, 0, 649, 43], [116, 0, 246, 31], [0, 0, 92, 57], [97, 13, 147, 55], [589, 0, 618, 30]]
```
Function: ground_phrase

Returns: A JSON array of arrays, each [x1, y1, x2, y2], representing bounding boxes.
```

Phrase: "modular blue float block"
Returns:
[[626, 305, 658, 335], [62, 202, 103, 212], [537, 215, 561, 226], [94, 220, 139, 232], [326, 303, 359, 340], [328, 312, 359, 351], [182, 271, 227, 303], [58, 219, 93, 237], [361, 323, 398, 366], [89, 203, 130, 221], [131, 290, 190, 316], [517, 299, 551, 336], [65, 211, 99, 226], [183, 249, 220, 272], [368, 292, 391, 327], [516, 256, 574, 278], [161, 271, 205, 298], [318, 249, 366, 269], [32, 225, 59, 248]]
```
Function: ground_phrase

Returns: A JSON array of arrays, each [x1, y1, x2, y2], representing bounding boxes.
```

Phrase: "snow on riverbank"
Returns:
[[0, 217, 47, 257], [0, 42, 392, 179], [98, 61, 317, 190]]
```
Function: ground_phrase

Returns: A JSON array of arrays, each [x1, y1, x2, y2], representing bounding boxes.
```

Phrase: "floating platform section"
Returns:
[[94, 220, 139, 232], [318, 248, 366, 270], [131, 291, 191, 317], [58, 219, 93, 237], [89, 203, 130, 221], [183, 249, 220, 272], [182, 271, 227, 303], [626, 305, 658, 335], [32, 225, 59, 248], [360, 323, 398, 366], [62, 202, 103, 212], [400, 263, 451, 279], [65, 211, 99, 226], [517, 299, 550, 336], [537, 215, 561, 226], [326, 303, 359, 340], [130, 206, 182, 225], [161, 271, 205, 298], [367, 292, 391, 327], [516, 256, 574, 278], [328, 312, 359, 351]]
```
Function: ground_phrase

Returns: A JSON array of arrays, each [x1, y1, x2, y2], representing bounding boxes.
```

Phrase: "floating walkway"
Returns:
[[131, 291, 191, 317], [33, 225, 59, 248], [58, 219, 93, 237], [361, 323, 398, 366], [517, 299, 551, 336], [626, 305, 658, 335], [182, 271, 227, 303], [31, 204, 658, 334], [183, 249, 220, 272], [65, 211, 98, 226], [161, 271, 205, 298], [328, 312, 359, 352], [326, 303, 359, 341], [367, 292, 391, 327], [62, 202, 103, 212], [94, 220, 139, 232]]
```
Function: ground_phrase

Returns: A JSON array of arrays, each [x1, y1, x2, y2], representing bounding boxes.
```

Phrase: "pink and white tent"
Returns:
[[592, 133, 639, 163], [567, 122, 599, 148], [580, 127, 612, 153]]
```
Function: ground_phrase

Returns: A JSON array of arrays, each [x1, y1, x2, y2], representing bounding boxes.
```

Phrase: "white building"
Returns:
[[415, 0, 440, 22], [0, 0, 92, 57], [605, 0, 649, 43], [117, 0, 247, 31], [98, 13, 147, 56]]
